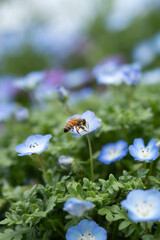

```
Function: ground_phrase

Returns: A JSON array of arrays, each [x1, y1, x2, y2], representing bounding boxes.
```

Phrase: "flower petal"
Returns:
[[133, 138, 145, 150], [93, 226, 107, 240], [147, 138, 156, 149], [66, 226, 81, 240], [129, 145, 138, 158]]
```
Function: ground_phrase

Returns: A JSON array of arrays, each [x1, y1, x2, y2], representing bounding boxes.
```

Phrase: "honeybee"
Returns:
[[64, 117, 89, 136]]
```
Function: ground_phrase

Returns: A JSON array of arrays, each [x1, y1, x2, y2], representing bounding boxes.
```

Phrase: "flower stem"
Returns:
[[38, 155, 48, 179], [144, 222, 148, 234], [86, 135, 94, 182], [149, 161, 154, 176]]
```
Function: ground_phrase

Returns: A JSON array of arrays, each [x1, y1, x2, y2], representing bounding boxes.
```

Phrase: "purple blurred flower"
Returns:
[[44, 69, 65, 86]]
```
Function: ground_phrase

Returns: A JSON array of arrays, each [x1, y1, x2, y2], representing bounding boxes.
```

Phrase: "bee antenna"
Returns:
[[64, 110, 72, 116]]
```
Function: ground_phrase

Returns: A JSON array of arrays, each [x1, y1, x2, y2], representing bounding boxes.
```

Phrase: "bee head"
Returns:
[[82, 119, 86, 125]]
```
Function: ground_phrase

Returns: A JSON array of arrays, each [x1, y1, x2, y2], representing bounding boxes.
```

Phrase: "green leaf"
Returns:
[[148, 176, 160, 185], [118, 220, 132, 230], [141, 234, 155, 240], [0, 227, 31, 240]]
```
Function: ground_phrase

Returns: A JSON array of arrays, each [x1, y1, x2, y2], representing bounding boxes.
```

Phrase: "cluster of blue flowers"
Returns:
[[1, 54, 160, 125], [14, 107, 160, 239], [98, 138, 159, 164], [93, 60, 141, 86]]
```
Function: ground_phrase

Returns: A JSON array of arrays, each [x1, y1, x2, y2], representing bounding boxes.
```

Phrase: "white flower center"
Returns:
[[139, 147, 152, 159], [106, 148, 121, 161], [78, 232, 95, 240], [135, 201, 153, 217], [29, 142, 39, 149]]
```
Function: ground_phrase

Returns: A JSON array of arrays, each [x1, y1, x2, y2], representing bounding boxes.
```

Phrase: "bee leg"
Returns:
[[76, 126, 81, 136], [80, 126, 89, 133]]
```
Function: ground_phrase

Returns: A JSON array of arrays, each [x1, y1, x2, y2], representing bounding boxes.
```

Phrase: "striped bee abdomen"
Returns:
[[64, 120, 76, 132]]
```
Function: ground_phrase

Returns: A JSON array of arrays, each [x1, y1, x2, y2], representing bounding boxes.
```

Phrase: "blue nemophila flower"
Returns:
[[141, 68, 160, 84], [121, 63, 141, 85], [156, 141, 160, 150], [35, 83, 55, 101], [98, 140, 128, 164], [56, 86, 69, 102], [0, 103, 15, 122], [153, 32, 160, 54], [129, 138, 159, 161], [121, 189, 160, 222], [93, 58, 123, 85], [63, 198, 94, 217], [15, 107, 29, 121], [132, 40, 156, 67], [65, 110, 101, 137], [58, 155, 73, 170], [66, 219, 107, 240], [15, 134, 52, 156], [14, 71, 45, 91], [62, 68, 91, 89], [69, 88, 93, 106]]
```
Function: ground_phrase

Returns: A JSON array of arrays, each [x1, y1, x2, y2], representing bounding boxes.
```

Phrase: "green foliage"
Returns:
[[1, 83, 160, 239]]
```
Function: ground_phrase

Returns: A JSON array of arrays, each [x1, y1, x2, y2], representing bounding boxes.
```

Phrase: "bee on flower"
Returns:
[[64, 110, 101, 137]]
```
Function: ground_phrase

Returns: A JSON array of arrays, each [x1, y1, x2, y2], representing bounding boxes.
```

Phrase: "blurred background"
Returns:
[[0, 0, 160, 74], [0, 0, 160, 107]]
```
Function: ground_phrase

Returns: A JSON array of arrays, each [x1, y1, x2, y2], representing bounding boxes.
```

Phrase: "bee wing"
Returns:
[[68, 116, 76, 120], [68, 116, 81, 121], [66, 114, 82, 123]]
